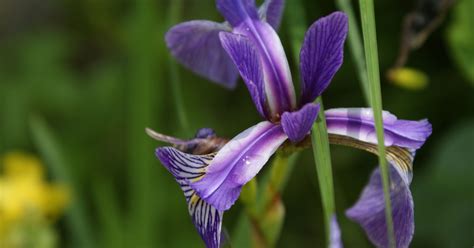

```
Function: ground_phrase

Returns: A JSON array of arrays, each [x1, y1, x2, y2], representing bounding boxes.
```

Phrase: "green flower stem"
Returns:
[[311, 99, 336, 246], [359, 0, 396, 247], [287, 0, 337, 245], [336, 0, 370, 104], [239, 153, 300, 247]]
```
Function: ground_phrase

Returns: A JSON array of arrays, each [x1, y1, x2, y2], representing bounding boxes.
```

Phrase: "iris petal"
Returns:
[[325, 108, 432, 149], [258, 0, 285, 30], [330, 215, 344, 248], [300, 12, 348, 104], [156, 148, 223, 248], [346, 166, 414, 248], [281, 102, 320, 142], [219, 32, 267, 118], [165, 20, 238, 88], [190, 121, 288, 211], [216, 0, 259, 27]]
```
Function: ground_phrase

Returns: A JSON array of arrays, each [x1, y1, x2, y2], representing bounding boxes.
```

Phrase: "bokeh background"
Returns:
[[1, 0, 473, 247]]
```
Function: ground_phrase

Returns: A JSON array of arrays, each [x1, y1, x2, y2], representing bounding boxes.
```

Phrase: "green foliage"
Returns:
[[359, 0, 395, 246], [447, 0, 474, 85]]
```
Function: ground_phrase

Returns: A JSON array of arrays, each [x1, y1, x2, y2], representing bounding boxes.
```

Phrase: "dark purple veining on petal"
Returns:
[[219, 32, 268, 118], [281, 102, 320, 143], [156, 148, 223, 248], [299, 12, 348, 104], [346, 166, 414, 248]]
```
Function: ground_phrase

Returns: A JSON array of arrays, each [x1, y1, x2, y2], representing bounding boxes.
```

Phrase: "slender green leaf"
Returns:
[[358, 0, 395, 247], [167, 0, 190, 135], [311, 100, 336, 246], [29, 115, 94, 248], [447, 0, 474, 85], [287, 0, 337, 245], [125, 0, 160, 245], [336, 0, 370, 103]]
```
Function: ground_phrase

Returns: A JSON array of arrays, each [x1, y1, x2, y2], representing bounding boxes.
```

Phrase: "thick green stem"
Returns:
[[359, 0, 396, 247]]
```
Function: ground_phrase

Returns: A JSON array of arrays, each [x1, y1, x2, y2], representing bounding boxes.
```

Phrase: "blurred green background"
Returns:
[[0, 0, 473, 247]]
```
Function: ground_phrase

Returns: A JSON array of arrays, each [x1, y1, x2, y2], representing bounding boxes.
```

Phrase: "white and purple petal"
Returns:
[[219, 32, 267, 118], [156, 148, 223, 248], [190, 121, 288, 211], [300, 12, 348, 104], [233, 20, 296, 116], [258, 0, 285, 30], [165, 20, 238, 88], [346, 166, 414, 248], [217, 0, 296, 116], [281, 102, 320, 143], [325, 108, 432, 149]]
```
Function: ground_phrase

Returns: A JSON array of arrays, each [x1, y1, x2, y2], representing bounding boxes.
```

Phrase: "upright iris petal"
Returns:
[[218, 0, 297, 117], [165, 0, 286, 88], [299, 12, 348, 104]]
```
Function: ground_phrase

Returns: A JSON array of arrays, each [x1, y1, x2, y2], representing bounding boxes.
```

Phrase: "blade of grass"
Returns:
[[336, 0, 370, 104], [358, 0, 396, 247], [311, 99, 336, 246], [287, 1, 337, 246], [29, 115, 94, 248], [126, 0, 159, 245], [167, 0, 190, 136]]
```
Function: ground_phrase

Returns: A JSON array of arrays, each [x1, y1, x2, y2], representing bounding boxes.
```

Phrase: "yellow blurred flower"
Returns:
[[0, 151, 69, 241], [387, 67, 429, 90]]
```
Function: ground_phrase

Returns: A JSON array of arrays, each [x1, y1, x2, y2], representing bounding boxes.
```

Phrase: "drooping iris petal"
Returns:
[[190, 121, 288, 211], [330, 215, 343, 248], [258, 0, 285, 30], [165, 20, 238, 88], [281, 102, 320, 143], [219, 32, 266, 118], [300, 12, 348, 104], [325, 108, 432, 149], [346, 166, 414, 248], [156, 148, 223, 248]]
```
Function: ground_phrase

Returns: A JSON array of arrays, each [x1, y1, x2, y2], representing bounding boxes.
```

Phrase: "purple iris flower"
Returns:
[[156, 1, 432, 247], [166, 0, 285, 89]]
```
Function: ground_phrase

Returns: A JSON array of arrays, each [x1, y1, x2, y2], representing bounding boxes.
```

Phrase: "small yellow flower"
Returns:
[[387, 67, 429, 90], [0, 151, 69, 240]]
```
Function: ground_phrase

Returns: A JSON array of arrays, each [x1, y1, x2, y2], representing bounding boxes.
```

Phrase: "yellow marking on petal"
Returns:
[[387, 67, 429, 90], [191, 174, 205, 183], [189, 194, 200, 205], [328, 134, 413, 173]]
